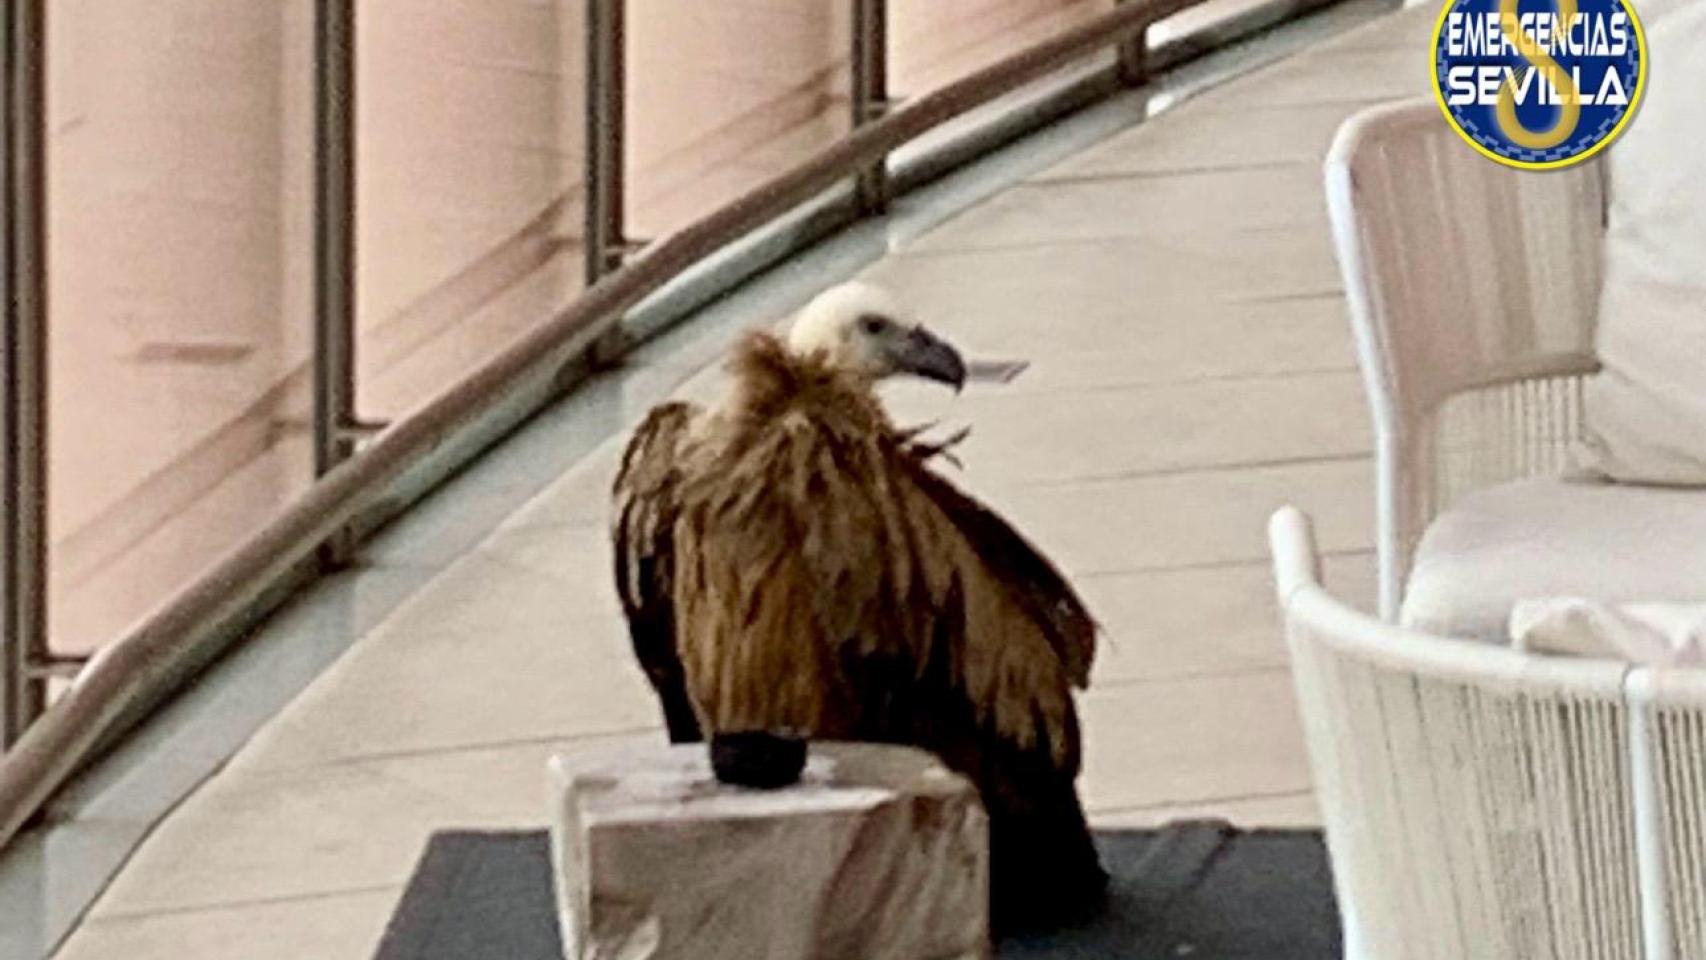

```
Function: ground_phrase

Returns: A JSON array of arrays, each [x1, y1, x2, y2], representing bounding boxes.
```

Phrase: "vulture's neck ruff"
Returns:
[[723, 332, 894, 436]]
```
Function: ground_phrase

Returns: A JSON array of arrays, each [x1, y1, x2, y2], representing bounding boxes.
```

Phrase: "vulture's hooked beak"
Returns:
[[897, 325, 967, 392]]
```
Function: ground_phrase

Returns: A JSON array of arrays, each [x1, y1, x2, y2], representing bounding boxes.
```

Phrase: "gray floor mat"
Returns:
[[373, 821, 1339, 959]]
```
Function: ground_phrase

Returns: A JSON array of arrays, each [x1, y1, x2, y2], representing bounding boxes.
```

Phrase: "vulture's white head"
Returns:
[[787, 282, 967, 390]]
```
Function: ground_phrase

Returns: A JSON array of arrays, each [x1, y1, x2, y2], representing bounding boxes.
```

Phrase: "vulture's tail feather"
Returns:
[[988, 786, 1108, 935]]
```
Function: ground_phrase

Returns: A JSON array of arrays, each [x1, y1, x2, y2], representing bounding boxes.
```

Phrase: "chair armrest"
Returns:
[[1325, 99, 1604, 617]]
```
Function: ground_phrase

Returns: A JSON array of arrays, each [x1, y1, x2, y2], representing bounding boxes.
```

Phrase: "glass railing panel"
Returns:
[[889, 0, 1117, 99], [624, 0, 854, 242], [44, 2, 318, 659], [354, 0, 586, 422]]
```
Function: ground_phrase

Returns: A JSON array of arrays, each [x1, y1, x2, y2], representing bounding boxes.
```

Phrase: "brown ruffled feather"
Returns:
[[612, 331, 1105, 926]]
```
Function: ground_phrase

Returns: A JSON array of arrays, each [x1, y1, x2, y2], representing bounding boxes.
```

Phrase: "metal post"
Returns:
[[1, 0, 49, 749], [1116, 0, 1149, 85], [850, 0, 888, 215], [1628, 671, 1677, 960], [314, 0, 358, 477], [584, 0, 626, 285]]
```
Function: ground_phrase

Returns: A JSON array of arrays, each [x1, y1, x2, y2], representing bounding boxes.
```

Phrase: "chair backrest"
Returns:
[[1326, 99, 1607, 617], [1326, 98, 1604, 427]]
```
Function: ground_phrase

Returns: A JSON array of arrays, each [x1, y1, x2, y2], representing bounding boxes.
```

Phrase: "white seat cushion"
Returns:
[[1401, 477, 1706, 642], [1511, 597, 1706, 666]]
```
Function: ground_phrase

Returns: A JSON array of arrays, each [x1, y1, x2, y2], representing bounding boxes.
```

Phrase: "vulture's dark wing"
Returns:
[[611, 401, 703, 743], [888, 443, 1107, 925], [898, 449, 1097, 688]]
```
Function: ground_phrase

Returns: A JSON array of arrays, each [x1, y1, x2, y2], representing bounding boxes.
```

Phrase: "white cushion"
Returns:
[[1577, 0, 1706, 484], [1510, 597, 1706, 665], [1400, 477, 1706, 641]]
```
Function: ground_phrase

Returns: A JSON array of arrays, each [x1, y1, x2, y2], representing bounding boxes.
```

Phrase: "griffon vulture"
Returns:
[[612, 282, 1104, 928]]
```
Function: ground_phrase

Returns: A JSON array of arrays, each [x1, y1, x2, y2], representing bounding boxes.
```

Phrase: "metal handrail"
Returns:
[[0, 0, 1274, 849]]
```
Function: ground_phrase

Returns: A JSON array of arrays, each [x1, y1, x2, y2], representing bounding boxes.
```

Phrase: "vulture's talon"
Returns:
[[901, 423, 972, 467], [894, 419, 940, 445]]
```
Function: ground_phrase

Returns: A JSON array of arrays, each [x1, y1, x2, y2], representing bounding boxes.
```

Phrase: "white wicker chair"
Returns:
[[1266, 98, 1706, 959], [1325, 98, 1604, 621], [1271, 507, 1645, 960]]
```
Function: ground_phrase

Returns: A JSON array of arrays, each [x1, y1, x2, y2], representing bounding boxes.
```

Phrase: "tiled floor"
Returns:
[[40, 6, 1435, 958]]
